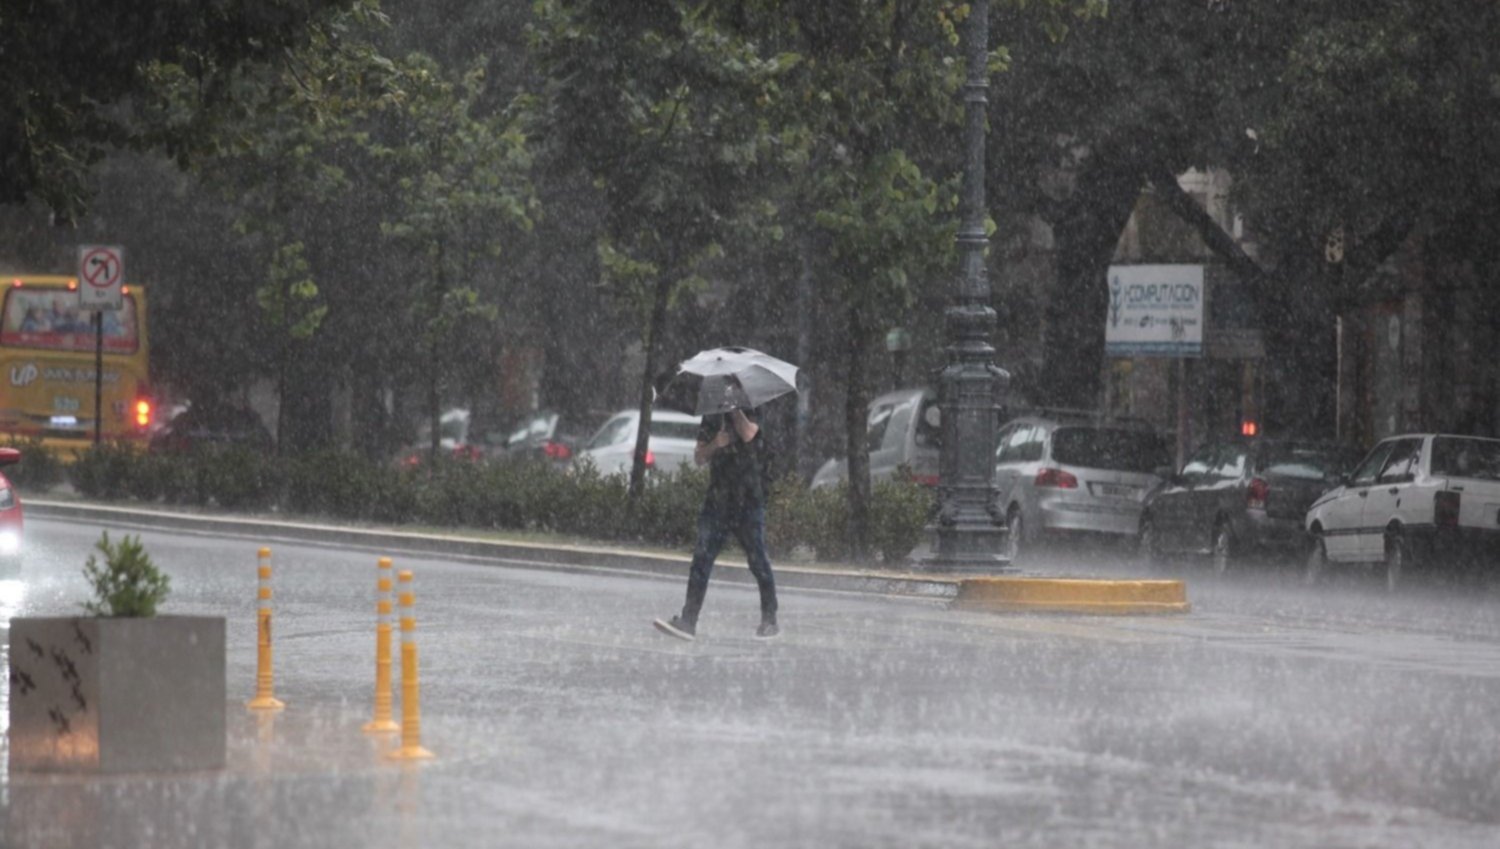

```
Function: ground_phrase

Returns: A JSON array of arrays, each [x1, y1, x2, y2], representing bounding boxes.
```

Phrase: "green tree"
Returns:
[[0, 0, 354, 220], [715, 1, 967, 558], [530, 0, 792, 501], [140, 3, 404, 451], [371, 55, 535, 462]]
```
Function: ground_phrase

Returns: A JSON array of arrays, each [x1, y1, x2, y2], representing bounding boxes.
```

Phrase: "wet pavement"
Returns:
[[4, 517, 1500, 848]]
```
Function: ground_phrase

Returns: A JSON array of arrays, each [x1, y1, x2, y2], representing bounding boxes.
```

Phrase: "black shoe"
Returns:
[[754, 621, 780, 640], [653, 615, 696, 642]]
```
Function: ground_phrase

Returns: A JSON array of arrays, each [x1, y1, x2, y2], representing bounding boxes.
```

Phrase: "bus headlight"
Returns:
[[0, 530, 19, 555]]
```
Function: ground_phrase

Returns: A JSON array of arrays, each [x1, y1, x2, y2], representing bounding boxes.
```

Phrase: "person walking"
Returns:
[[654, 406, 778, 641]]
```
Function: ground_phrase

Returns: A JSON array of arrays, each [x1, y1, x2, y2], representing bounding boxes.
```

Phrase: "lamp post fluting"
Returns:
[[924, 0, 1012, 572]]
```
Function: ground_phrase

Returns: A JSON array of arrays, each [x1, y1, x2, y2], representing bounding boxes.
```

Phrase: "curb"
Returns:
[[953, 576, 1190, 615], [24, 500, 963, 602], [27, 501, 1190, 614]]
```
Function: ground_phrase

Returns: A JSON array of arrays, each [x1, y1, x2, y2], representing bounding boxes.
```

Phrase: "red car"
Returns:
[[0, 447, 22, 575]]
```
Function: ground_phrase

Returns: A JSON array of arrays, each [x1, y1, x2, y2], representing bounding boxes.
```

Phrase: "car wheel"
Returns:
[[1304, 531, 1328, 585], [1005, 508, 1024, 564], [1383, 530, 1409, 592], [1211, 522, 1235, 575]]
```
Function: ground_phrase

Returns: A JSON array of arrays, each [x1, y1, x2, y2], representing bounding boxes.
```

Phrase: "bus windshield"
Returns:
[[0, 287, 140, 353]]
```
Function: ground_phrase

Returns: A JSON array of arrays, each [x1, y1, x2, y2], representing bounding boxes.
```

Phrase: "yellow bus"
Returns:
[[0, 275, 153, 455]]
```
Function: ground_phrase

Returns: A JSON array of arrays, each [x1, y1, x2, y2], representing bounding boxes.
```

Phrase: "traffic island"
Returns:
[[952, 576, 1189, 615]]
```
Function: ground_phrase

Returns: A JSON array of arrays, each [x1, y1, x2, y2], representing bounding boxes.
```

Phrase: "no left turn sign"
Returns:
[[78, 245, 125, 311]]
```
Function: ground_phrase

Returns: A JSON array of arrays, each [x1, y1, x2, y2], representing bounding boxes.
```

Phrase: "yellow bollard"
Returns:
[[363, 557, 399, 734], [247, 547, 285, 711], [388, 570, 434, 760]]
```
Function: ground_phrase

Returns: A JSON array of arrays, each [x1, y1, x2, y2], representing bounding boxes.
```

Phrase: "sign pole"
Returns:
[[94, 311, 104, 446], [77, 244, 125, 447]]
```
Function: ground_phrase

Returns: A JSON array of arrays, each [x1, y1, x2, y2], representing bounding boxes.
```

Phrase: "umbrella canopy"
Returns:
[[657, 347, 799, 416]]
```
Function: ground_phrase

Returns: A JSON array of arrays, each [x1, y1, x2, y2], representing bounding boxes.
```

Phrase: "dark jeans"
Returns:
[[681, 501, 777, 626]]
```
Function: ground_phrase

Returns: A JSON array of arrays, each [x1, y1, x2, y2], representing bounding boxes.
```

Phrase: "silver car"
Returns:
[[993, 412, 1171, 561], [811, 387, 941, 489]]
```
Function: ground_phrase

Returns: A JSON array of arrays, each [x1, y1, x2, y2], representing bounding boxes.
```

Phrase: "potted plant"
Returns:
[[7, 532, 225, 772]]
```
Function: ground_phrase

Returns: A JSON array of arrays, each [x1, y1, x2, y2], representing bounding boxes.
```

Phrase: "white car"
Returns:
[[1305, 433, 1500, 588], [572, 408, 702, 478]]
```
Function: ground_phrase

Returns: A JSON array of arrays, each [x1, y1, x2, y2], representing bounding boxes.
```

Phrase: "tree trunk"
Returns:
[[1039, 157, 1143, 408], [279, 348, 334, 454], [844, 304, 871, 561], [427, 245, 448, 465], [794, 229, 816, 478], [275, 355, 288, 457], [628, 275, 673, 502], [428, 330, 442, 462]]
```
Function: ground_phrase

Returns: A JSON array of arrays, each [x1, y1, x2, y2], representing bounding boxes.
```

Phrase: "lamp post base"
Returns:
[[919, 522, 1016, 574]]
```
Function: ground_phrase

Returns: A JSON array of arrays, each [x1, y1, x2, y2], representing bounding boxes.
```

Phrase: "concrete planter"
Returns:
[[7, 616, 225, 773]]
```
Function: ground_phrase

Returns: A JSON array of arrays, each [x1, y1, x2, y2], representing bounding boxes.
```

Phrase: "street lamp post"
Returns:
[[923, 0, 1012, 572]]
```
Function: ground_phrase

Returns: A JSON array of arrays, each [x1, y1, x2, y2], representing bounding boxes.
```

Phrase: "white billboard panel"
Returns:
[[1105, 264, 1204, 358]]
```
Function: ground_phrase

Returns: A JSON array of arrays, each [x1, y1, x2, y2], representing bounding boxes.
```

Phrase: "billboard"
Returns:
[[1105, 264, 1204, 358]]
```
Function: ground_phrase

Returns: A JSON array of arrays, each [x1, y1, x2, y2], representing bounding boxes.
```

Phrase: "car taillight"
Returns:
[[644, 450, 656, 468], [1435, 491, 1461, 527], [134, 398, 152, 429], [543, 441, 572, 460], [1247, 477, 1269, 510], [1035, 468, 1079, 489]]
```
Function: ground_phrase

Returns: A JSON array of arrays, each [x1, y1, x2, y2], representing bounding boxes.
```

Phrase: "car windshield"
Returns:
[[507, 413, 557, 447], [586, 417, 632, 449], [1051, 427, 1170, 473], [1430, 436, 1500, 481], [1256, 442, 1360, 480]]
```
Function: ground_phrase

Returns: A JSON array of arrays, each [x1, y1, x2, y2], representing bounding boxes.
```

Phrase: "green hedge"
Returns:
[[1, 436, 66, 490], [48, 443, 932, 564]]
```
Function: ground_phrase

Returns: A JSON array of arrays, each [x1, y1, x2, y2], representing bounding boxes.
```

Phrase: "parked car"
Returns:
[[811, 387, 941, 489], [148, 402, 274, 454], [398, 407, 505, 467], [0, 447, 24, 576], [1139, 437, 1361, 572], [993, 410, 1171, 561], [499, 410, 592, 467], [1305, 433, 1500, 588], [572, 408, 702, 478]]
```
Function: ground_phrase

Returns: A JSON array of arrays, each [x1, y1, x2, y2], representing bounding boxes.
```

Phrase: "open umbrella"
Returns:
[[657, 347, 799, 415]]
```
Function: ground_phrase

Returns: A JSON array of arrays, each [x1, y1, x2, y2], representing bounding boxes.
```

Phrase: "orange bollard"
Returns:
[[363, 557, 399, 734], [247, 547, 285, 711], [388, 570, 434, 760]]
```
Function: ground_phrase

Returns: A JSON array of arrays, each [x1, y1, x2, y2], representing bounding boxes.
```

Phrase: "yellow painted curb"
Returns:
[[953, 576, 1189, 615]]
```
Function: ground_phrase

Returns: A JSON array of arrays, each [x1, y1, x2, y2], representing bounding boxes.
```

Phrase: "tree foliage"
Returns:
[[0, 0, 354, 219], [529, 0, 793, 500]]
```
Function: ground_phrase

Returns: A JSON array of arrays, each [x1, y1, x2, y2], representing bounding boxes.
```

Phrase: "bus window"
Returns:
[[0, 288, 140, 353]]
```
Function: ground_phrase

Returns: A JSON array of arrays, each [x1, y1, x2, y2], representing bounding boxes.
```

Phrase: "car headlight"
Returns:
[[0, 530, 19, 554]]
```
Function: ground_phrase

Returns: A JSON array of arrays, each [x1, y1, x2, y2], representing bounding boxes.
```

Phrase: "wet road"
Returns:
[[4, 517, 1500, 848]]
